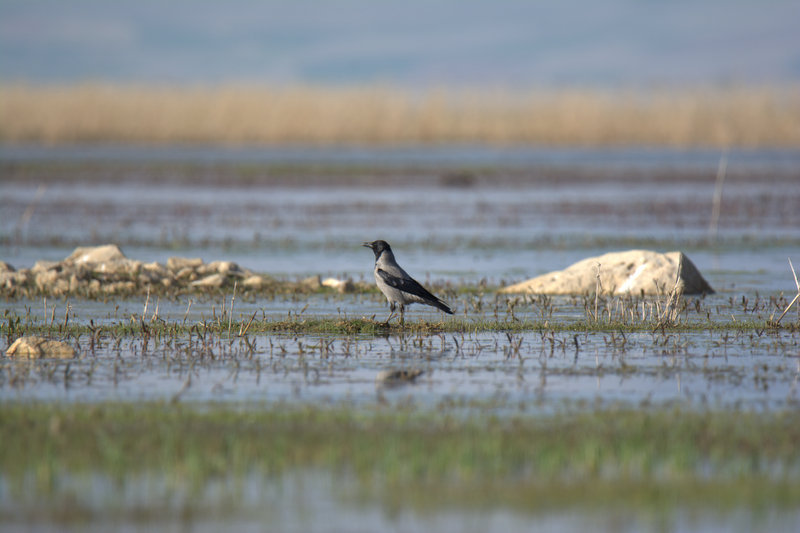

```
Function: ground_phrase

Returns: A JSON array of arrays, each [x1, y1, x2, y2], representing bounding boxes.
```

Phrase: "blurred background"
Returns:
[[1, 0, 799, 284], [2, 0, 799, 86]]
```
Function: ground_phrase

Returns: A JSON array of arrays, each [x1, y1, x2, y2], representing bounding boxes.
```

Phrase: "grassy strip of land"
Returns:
[[2, 83, 799, 147], [1, 402, 799, 515], [3, 313, 795, 342]]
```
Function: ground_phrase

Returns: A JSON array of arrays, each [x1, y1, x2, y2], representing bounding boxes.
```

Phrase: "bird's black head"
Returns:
[[362, 239, 391, 259]]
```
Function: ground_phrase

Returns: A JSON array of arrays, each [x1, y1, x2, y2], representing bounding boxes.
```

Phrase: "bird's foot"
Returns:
[[381, 312, 396, 326]]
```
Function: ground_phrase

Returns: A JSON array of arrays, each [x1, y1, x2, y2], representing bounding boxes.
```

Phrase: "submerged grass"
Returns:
[[2, 311, 795, 342], [1, 402, 800, 515], [2, 287, 799, 522]]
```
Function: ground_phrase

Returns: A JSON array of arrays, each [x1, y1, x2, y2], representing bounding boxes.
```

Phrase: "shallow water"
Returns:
[[2, 293, 798, 411], [2, 144, 800, 416], [4, 144, 800, 168], [3, 146, 799, 292], [3, 470, 799, 533], [2, 145, 800, 533]]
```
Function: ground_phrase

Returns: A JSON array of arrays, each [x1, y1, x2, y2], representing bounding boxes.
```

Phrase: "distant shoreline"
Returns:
[[2, 84, 799, 148]]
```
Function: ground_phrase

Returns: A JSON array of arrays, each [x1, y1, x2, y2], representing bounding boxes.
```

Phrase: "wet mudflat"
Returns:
[[2, 294, 799, 531], [1, 292, 799, 409], [2, 145, 800, 532]]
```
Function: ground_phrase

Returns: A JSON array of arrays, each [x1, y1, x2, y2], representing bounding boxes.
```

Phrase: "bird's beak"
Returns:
[[362, 242, 373, 248]]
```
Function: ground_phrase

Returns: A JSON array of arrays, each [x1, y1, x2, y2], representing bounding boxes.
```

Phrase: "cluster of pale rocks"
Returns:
[[0, 244, 355, 297]]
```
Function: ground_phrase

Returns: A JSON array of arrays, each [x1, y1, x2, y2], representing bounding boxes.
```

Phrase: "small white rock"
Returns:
[[191, 273, 225, 288], [6, 336, 76, 359]]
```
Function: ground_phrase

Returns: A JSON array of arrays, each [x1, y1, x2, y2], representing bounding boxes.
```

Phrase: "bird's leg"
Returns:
[[384, 302, 396, 325], [399, 304, 405, 326]]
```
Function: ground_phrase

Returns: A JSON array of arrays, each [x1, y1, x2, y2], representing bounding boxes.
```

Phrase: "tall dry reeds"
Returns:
[[1, 83, 798, 147]]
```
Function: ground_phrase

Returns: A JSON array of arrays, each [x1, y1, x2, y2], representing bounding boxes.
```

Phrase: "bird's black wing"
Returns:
[[377, 269, 453, 314], [377, 268, 438, 301]]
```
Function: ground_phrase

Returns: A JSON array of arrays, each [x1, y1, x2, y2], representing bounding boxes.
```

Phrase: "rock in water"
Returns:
[[243, 275, 266, 288], [499, 250, 713, 296], [6, 336, 76, 359], [167, 257, 204, 272], [63, 244, 141, 275], [190, 273, 225, 288], [65, 244, 126, 265], [322, 277, 356, 293]]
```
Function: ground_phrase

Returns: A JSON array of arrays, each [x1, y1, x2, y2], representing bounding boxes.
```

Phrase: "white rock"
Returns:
[[191, 273, 225, 288], [322, 277, 355, 293], [167, 257, 204, 271], [63, 244, 141, 276], [142, 261, 168, 279], [65, 244, 126, 265], [203, 260, 241, 276], [6, 336, 76, 359], [35, 269, 60, 290], [31, 260, 60, 274], [243, 275, 266, 288], [175, 267, 197, 280], [499, 250, 713, 296]]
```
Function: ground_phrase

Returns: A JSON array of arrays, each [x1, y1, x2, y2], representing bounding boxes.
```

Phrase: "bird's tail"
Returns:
[[433, 298, 454, 315]]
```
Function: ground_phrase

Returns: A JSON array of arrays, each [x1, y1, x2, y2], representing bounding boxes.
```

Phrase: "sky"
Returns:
[[1, 0, 798, 87]]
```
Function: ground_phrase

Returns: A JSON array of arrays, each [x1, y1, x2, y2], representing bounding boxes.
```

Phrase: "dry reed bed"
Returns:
[[1, 84, 799, 147]]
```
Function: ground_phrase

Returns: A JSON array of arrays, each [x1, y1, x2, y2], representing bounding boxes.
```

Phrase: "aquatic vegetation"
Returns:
[[1, 402, 799, 521], [1, 290, 798, 531]]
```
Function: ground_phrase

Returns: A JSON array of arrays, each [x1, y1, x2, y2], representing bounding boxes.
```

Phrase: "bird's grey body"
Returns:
[[363, 240, 453, 323]]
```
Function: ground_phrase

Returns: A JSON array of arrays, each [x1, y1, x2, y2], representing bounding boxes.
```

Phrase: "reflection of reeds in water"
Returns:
[[1, 83, 798, 146]]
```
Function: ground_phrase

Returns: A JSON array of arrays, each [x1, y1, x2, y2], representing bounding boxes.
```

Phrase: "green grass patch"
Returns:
[[2, 402, 800, 514], [3, 310, 795, 343]]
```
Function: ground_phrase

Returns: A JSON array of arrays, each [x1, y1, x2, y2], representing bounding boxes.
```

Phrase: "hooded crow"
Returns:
[[363, 240, 453, 324]]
